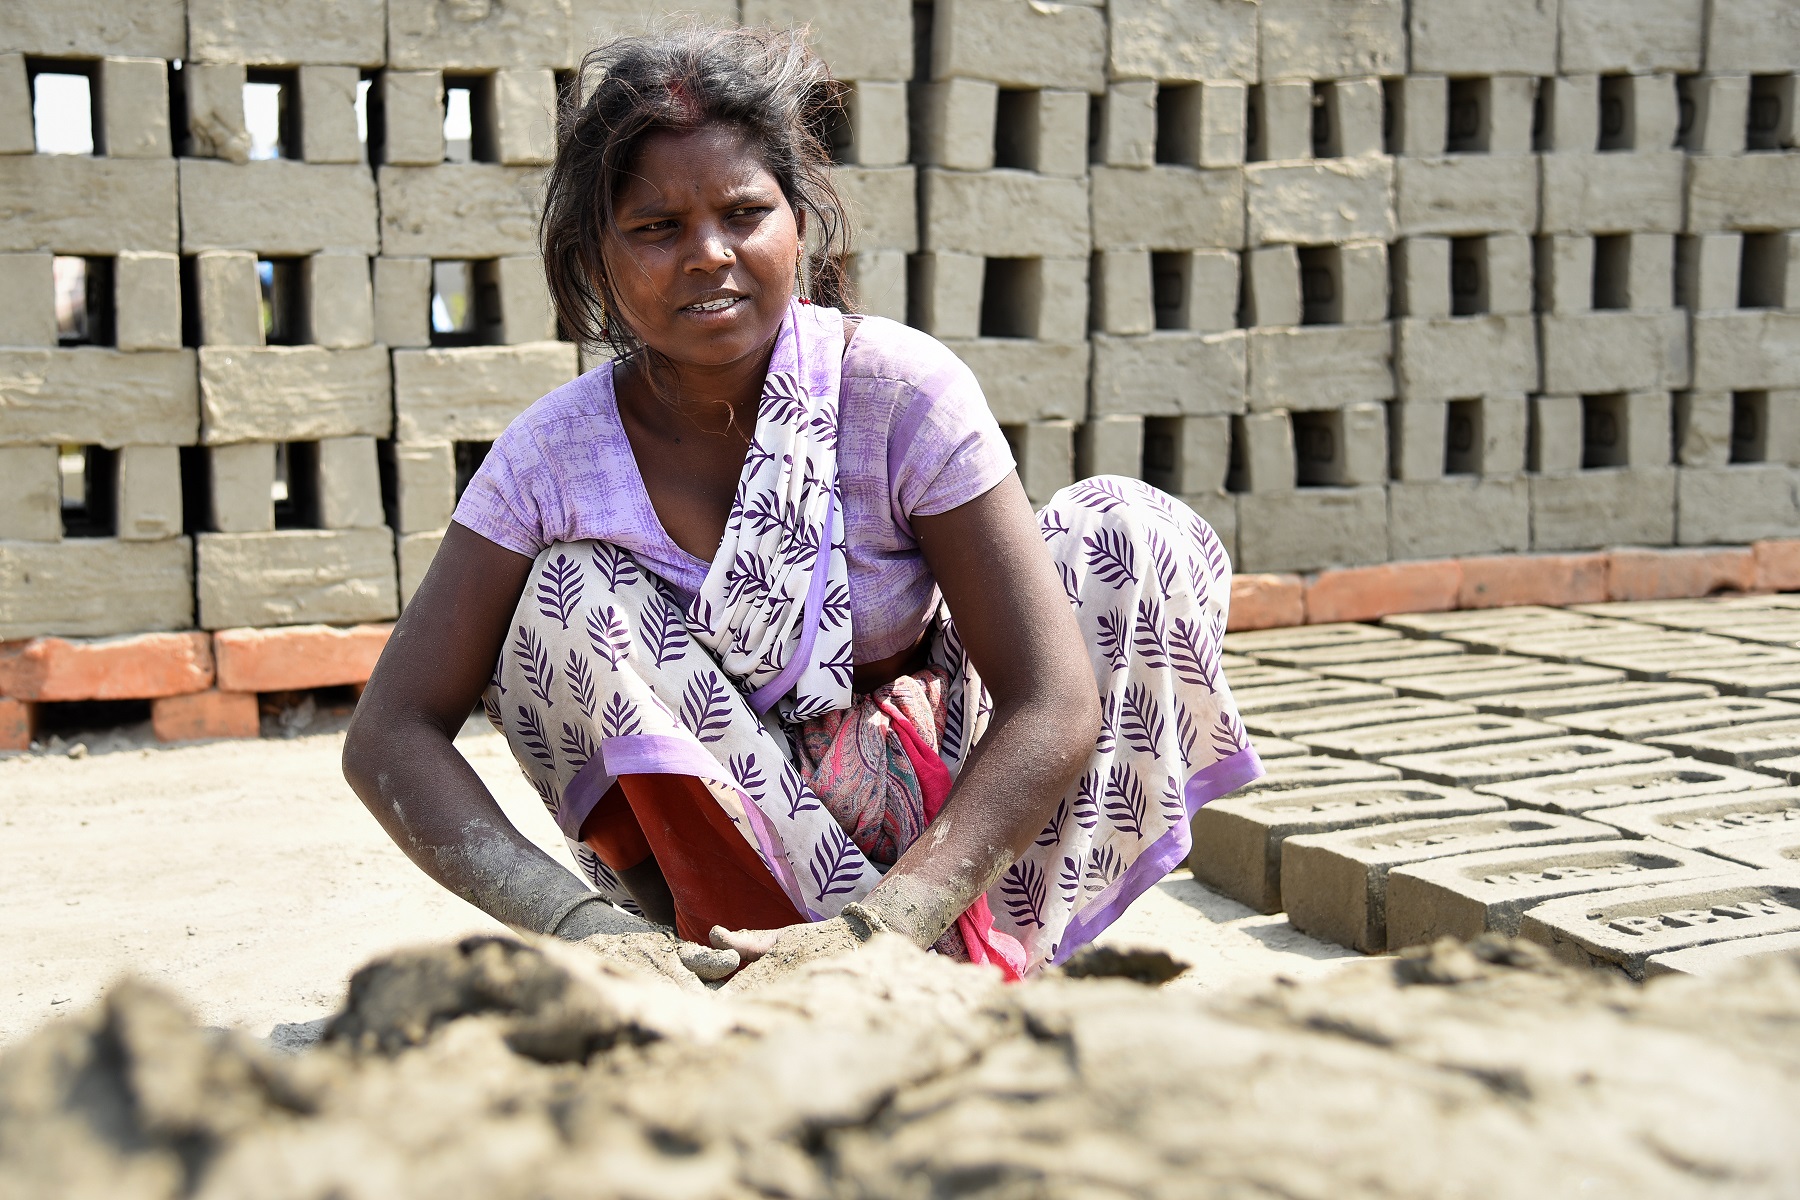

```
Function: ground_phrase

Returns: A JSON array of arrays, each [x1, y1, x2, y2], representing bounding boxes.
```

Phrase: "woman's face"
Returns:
[[602, 123, 801, 373]]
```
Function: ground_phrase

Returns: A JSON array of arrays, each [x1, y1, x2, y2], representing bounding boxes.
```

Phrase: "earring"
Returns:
[[795, 249, 811, 303]]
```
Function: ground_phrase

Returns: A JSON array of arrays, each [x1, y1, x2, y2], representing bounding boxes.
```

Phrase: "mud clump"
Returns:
[[3, 934, 1798, 1199]]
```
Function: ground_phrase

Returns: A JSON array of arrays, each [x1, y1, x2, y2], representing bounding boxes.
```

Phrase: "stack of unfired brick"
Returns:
[[1197, 596, 1800, 977], [0, 0, 1797, 644]]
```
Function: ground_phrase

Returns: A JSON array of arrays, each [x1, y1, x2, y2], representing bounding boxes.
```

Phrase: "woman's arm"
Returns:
[[341, 522, 647, 940], [713, 472, 1101, 961]]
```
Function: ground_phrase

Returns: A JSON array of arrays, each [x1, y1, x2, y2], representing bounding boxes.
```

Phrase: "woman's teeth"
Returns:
[[686, 296, 739, 312]]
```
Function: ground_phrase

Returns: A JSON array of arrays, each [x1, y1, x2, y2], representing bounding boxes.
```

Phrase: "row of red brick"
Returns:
[[1229, 540, 1800, 631], [4, 539, 1799, 751], [0, 624, 388, 748]]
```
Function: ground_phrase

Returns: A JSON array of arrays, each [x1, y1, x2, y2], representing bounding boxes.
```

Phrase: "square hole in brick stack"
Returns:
[[980, 258, 1040, 338], [443, 75, 497, 163], [1446, 78, 1490, 154], [995, 89, 1040, 170], [1445, 399, 1481, 475], [1451, 237, 1489, 316], [1298, 247, 1341, 325], [1154, 84, 1200, 166], [1747, 76, 1794, 152], [1739, 233, 1787, 308], [60, 445, 117, 538], [356, 73, 374, 162], [27, 60, 96, 155], [244, 70, 300, 160], [1581, 394, 1628, 468], [1311, 83, 1339, 159], [1291, 411, 1337, 486], [1731, 392, 1770, 464], [1592, 235, 1631, 311], [1674, 74, 1701, 151], [1597, 75, 1632, 152], [274, 442, 321, 529], [1225, 415, 1250, 493], [1244, 84, 1266, 162], [52, 255, 114, 346], [1381, 77, 1403, 155], [1150, 251, 1190, 330], [178, 446, 211, 535], [430, 260, 503, 345], [257, 257, 306, 343], [1532, 75, 1552, 152]]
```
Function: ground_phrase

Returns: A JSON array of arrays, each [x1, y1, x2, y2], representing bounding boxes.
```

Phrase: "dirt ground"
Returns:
[[5, 923, 1796, 1199], [7, 714, 1799, 1199], [0, 719, 1357, 1049]]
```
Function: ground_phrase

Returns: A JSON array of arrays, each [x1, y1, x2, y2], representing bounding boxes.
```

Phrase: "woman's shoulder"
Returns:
[[841, 315, 981, 399], [479, 362, 626, 482], [498, 362, 617, 447]]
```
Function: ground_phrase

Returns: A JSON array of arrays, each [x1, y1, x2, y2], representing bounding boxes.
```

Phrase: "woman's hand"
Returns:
[[578, 930, 740, 989], [709, 918, 862, 983], [708, 923, 789, 963]]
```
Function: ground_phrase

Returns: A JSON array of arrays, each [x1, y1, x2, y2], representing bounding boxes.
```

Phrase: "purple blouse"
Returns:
[[453, 315, 1018, 664]]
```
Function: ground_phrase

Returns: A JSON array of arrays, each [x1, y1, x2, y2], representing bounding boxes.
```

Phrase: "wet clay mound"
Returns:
[[3, 935, 1799, 1200]]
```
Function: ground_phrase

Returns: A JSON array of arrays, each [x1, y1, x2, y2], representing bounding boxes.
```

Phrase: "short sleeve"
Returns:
[[878, 332, 1017, 521], [451, 419, 558, 559]]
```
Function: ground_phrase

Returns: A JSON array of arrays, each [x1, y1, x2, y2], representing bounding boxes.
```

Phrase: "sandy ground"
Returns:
[[0, 722, 1356, 1047]]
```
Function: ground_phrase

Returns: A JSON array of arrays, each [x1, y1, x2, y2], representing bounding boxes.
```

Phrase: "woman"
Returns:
[[343, 27, 1262, 985]]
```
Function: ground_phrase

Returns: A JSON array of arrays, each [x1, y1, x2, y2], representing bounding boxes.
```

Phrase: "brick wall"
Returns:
[[1, 0, 1798, 643]]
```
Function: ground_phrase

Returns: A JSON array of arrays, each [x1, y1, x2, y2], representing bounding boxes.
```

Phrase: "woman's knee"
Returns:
[[1043, 475, 1218, 543], [1041, 475, 1230, 597]]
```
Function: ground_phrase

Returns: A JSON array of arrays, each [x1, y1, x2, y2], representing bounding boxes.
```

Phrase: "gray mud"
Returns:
[[3, 933, 1797, 1199]]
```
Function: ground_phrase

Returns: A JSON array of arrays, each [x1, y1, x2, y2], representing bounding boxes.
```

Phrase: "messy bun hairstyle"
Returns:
[[540, 26, 855, 365]]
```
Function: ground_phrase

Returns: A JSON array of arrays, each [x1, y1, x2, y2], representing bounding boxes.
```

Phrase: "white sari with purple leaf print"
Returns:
[[486, 300, 1264, 972]]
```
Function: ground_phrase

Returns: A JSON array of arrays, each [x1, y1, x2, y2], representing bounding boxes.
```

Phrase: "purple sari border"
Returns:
[[601, 732, 733, 784], [596, 732, 817, 920], [740, 801, 820, 921], [555, 756, 617, 841], [1047, 743, 1266, 967]]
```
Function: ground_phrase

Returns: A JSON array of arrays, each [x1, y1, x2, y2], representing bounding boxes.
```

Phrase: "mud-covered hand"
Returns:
[[710, 904, 890, 987], [577, 930, 741, 990]]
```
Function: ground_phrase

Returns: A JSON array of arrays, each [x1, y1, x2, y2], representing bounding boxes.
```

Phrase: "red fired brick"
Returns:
[[1304, 561, 1462, 625], [1456, 553, 1609, 610], [0, 633, 214, 703], [0, 698, 35, 752], [1753, 539, 1800, 594], [213, 624, 393, 693], [152, 691, 260, 743], [1607, 546, 1757, 602], [1228, 574, 1305, 631]]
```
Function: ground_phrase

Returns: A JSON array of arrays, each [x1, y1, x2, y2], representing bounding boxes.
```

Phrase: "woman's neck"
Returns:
[[616, 340, 772, 442]]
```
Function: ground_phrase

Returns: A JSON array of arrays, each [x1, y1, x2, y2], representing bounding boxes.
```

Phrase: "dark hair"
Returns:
[[540, 26, 855, 365]]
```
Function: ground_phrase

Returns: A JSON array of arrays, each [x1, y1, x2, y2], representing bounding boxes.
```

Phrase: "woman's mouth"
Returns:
[[682, 295, 744, 314]]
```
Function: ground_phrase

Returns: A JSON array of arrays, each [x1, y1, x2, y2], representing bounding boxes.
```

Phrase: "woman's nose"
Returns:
[[687, 225, 734, 271]]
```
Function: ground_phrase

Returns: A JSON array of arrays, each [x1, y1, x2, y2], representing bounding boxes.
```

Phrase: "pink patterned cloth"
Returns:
[[793, 665, 1025, 977], [793, 668, 949, 868]]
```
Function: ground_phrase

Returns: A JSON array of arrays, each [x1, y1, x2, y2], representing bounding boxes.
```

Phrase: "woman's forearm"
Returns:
[[342, 714, 643, 939], [860, 687, 1099, 947]]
